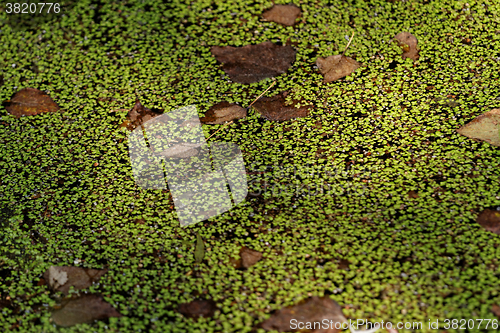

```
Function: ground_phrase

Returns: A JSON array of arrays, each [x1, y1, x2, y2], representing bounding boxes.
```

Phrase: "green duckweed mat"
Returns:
[[1, 0, 500, 332]]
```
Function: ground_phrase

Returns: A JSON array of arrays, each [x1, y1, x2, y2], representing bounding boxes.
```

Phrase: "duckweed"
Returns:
[[1, 0, 500, 332]]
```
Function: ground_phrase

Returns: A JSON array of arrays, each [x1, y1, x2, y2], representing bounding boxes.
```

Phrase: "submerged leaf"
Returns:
[[4, 87, 59, 117], [194, 232, 205, 263], [179, 299, 217, 319], [200, 102, 247, 124], [476, 209, 500, 234], [316, 55, 361, 83], [407, 191, 419, 199], [51, 294, 121, 327], [210, 42, 296, 84], [43, 266, 108, 295], [252, 91, 311, 121], [457, 108, 500, 147], [262, 4, 301, 26], [394, 32, 419, 61]]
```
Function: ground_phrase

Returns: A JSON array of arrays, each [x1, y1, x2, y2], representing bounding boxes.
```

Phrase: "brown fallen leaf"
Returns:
[[211, 42, 296, 84], [262, 4, 301, 26], [178, 299, 217, 319], [200, 102, 247, 124], [407, 190, 419, 199], [240, 247, 263, 269], [121, 98, 163, 131], [260, 296, 346, 332], [51, 294, 122, 327], [252, 91, 311, 121], [316, 55, 361, 83], [476, 209, 500, 234], [492, 304, 500, 317], [330, 258, 350, 270], [4, 87, 59, 117], [394, 32, 419, 61], [229, 255, 243, 269], [457, 108, 500, 147], [43, 266, 108, 295]]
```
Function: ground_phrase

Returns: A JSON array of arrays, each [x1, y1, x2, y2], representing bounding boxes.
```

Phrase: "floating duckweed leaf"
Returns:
[[476, 209, 500, 234], [394, 32, 419, 61], [457, 108, 500, 147], [179, 299, 217, 319], [4, 87, 59, 117], [194, 232, 205, 263], [200, 102, 247, 124], [121, 98, 163, 131], [262, 4, 301, 26], [316, 55, 361, 83], [210, 42, 296, 84], [240, 246, 262, 268], [260, 296, 346, 332], [252, 91, 311, 121], [51, 294, 121, 327], [43, 266, 108, 295]]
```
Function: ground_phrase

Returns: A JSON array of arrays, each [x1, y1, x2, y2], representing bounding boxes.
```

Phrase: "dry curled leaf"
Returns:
[[200, 102, 246, 124], [262, 4, 301, 26], [457, 108, 500, 147], [43, 266, 108, 295], [316, 55, 361, 83], [4, 87, 59, 117], [51, 294, 121, 327], [476, 209, 500, 234], [240, 246, 262, 268], [178, 299, 217, 319], [211, 42, 296, 84], [394, 32, 419, 61], [252, 91, 311, 121], [260, 296, 346, 332], [121, 98, 163, 131]]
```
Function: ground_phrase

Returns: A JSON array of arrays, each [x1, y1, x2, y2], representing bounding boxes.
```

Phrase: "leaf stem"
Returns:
[[342, 31, 355, 57]]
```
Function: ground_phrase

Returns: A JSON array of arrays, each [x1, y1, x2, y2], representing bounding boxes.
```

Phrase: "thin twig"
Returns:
[[206, 121, 233, 141], [109, 108, 129, 113], [342, 31, 355, 57], [246, 80, 276, 110]]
